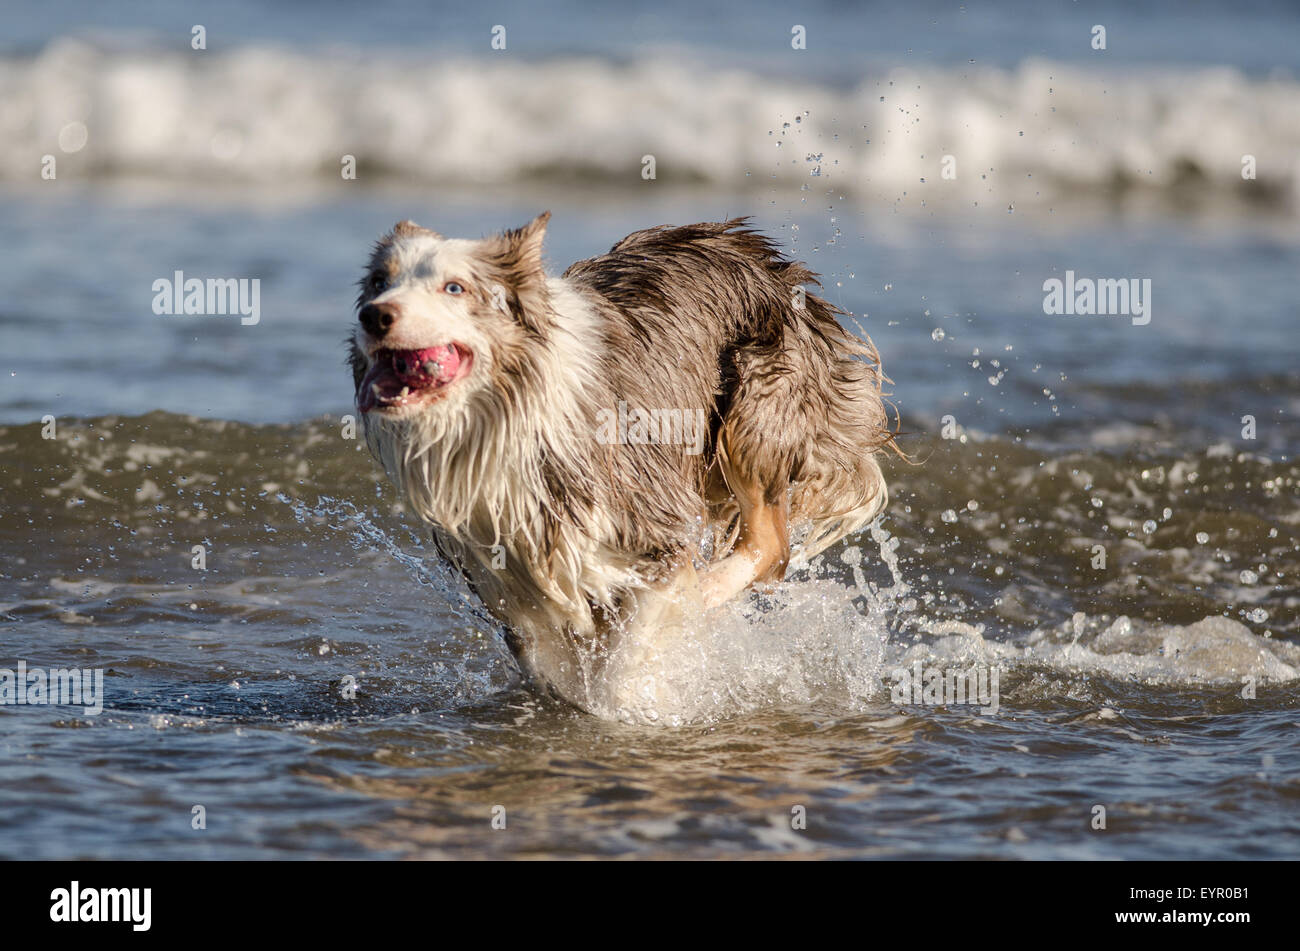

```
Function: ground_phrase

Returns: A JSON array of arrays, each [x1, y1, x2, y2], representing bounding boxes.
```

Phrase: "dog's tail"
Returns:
[[756, 243, 902, 565], [675, 219, 903, 566], [786, 307, 901, 565]]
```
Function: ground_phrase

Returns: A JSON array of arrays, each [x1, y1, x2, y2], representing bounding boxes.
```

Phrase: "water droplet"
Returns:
[[931, 328, 945, 341], [1195, 531, 1209, 544]]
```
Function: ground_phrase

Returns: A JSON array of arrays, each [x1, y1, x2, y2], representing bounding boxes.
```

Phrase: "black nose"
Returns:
[[359, 301, 399, 338]]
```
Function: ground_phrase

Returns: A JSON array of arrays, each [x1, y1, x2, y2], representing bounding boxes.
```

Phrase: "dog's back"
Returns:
[[565, 218, 895, 568]]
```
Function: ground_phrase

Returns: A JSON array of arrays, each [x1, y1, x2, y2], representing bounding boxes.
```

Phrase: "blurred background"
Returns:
[[2, 0, 1298, 443], [1, 1, 1298, 859]]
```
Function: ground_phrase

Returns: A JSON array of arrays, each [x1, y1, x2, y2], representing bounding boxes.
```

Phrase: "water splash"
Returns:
[[587, 526, 914, 726], [279, 494, 516, 705], [278, 493, 1299, 727], [280, 493, 498, 632]]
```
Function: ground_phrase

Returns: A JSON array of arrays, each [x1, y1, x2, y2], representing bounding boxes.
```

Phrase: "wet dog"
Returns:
[[349, 214, 898, 713]]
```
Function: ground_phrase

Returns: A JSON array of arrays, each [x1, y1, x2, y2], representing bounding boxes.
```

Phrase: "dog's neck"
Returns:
[[363, 278, 632, 611]]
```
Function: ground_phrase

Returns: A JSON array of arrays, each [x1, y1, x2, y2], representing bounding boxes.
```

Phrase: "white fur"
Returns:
[[359, 235, 658, 702]]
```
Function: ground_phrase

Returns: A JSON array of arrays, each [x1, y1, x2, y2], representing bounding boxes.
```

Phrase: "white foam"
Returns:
[[7, 39, 1299, 202], [899, 612, 1300, 685], [1026, 613, 1300, 683]]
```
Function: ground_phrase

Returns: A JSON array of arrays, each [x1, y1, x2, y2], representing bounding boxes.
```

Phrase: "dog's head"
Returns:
[[349, 212, 552, 421]]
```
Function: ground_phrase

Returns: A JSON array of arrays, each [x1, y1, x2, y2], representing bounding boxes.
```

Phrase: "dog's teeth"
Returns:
[[370, 384, 382, 396], [398, 386, 410, 397]]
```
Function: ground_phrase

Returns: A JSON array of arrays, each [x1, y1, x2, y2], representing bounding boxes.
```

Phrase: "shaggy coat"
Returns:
[[349, 214, 896, 711]]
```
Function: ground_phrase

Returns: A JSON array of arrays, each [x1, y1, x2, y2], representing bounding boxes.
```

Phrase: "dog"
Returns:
[[349, 214, 898, 714]]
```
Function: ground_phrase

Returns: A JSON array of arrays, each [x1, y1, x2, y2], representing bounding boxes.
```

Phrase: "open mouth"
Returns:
[[357, 344, 473, 413]]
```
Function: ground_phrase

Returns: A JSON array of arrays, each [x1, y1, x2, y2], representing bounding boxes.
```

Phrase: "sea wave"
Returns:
[[4, 38, 1299, 201], [3, 412, 1296, 727]]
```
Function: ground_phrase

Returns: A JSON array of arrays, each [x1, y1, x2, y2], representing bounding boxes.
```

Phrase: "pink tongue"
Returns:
[[393, 345, 460, 385]]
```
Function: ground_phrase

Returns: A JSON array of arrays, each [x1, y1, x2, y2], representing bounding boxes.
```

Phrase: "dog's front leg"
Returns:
[[699, 453, 790, 610]]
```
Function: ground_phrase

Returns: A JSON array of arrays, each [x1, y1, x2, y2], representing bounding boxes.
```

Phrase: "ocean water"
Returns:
[[1, 0, 1298, 859]]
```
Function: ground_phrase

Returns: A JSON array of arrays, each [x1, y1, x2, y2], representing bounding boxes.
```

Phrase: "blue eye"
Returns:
[[444, 281, 464, 295], [371, 273, 389, 291]]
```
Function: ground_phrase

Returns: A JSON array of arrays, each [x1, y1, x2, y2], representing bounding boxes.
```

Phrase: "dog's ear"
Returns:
[[502, 211, 550, 272], [368, 220, 441, 274], [487, 212, 552, 333], [390, 219, 441, 240]]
